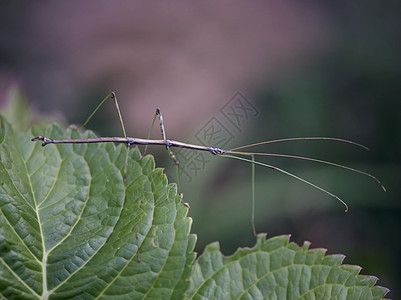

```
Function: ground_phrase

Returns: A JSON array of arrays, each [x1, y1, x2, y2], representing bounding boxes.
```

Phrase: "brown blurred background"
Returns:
[[0, 1, 400, 297]]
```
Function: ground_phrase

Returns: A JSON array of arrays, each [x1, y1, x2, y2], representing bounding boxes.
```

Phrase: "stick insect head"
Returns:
[[210, 147, 226, 155]]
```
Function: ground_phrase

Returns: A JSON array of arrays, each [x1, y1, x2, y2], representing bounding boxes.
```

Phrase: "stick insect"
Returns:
[[32, 92, 386, 236]]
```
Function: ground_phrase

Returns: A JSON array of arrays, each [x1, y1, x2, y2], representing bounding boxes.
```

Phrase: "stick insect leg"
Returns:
[[81, 92, 131, 182], [145, 108, 188, 208], [251, 154, 257, 237], [110, 93, 132, 183]]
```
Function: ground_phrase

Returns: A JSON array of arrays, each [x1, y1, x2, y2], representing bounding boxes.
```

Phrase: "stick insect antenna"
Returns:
[[221, 154, 350, 212], [229, 137, 370, 152], [227, 151, 386, 192]]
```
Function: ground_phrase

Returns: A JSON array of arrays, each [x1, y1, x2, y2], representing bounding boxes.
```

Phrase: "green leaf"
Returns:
[[188, 234, 389, 299], [0, 117, 196, 299]]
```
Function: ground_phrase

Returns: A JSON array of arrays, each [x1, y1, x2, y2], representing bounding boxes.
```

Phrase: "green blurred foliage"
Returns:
[[0, 86, 65, 131]]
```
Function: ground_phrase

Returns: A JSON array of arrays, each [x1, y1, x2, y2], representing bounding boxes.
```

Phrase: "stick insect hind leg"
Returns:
[[143, 108, 190, 209], [80, 92, 132, 182]]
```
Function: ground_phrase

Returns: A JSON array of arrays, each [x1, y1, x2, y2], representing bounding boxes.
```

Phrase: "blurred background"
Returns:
[[0, 1, 399, 297]]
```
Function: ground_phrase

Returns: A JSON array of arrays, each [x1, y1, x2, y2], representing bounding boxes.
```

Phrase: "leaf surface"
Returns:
[[0, 118, 195, 299], [188, 234, 389, 299]]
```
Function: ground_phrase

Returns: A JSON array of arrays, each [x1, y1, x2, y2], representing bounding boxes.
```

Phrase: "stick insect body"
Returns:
[[32, 92, 386, 236]]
